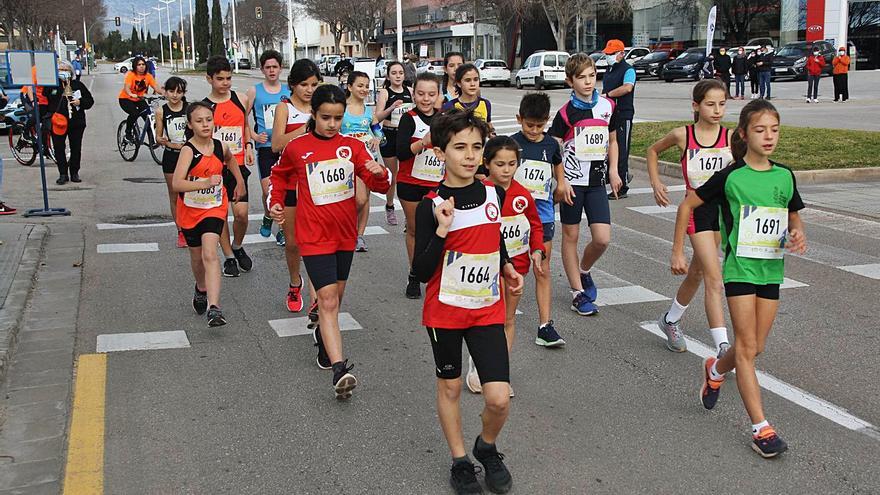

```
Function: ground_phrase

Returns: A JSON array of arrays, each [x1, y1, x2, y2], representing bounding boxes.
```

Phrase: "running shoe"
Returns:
[[332, 360, 357, 400], [313, 326, 331, 370], [751, 425, 788, 458], [405, 275, 421, 299], [259, 215, 272, 237], [570, 291, 598, 316], [385, 205, 398, 226], [286, 277, 304, 313], [717, 342, 731, 359], [700, 357, 724, 410], [355, 236, 368, 252], [580, 272, 597, 302], [232, 247, 253, 272], [535, 321, 565, 347], [307, 301, 319, 329], [508, 384, 515, 398], [206, 306, 227, 327], [608, 187, 628, 200], [176, 231, 187, 248], [192, 285, 208, 315], [473, 437, 513, 494], [450, 459, 483, 495], [466, 356, 482, 394], [0, 202, 17, 215], [275, 230, 285, 246], [223, 258, 240, 277], [658, 312, 687, 352]]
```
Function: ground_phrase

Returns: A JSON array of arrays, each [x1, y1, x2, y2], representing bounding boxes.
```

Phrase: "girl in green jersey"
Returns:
[[671, 100, 807, 458]]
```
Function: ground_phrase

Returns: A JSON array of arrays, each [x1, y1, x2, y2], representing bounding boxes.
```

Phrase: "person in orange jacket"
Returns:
[[832, 47, 851, 102], [805, 46, 826, 103]]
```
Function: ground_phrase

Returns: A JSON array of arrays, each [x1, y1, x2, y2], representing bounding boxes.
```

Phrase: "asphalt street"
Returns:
[[1, 65, 880, 494]]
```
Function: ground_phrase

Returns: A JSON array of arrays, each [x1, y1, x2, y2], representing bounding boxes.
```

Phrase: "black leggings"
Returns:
[[52, 125, 85, 177], [118, 98, 147, 133]]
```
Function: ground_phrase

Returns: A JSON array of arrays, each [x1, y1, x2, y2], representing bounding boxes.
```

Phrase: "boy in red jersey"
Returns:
[[412, 110, 523, 495]]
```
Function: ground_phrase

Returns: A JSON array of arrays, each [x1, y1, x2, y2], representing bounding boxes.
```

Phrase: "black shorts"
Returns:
[[285, 189, 297, 207], [223, 165, 250, 203], [559, 185, 610, 225], [397, 182, 435, 203], [161, 149, 180, 175], [380, 128, 398, 158], [689, 199, 720, 235], [724, 282, 780, 300], [303, 251, 355, 291], [182, 217, 224, 248], [427, 324, 509, 383], [542, 222, 556, 242], [256, 147, 279, 180]]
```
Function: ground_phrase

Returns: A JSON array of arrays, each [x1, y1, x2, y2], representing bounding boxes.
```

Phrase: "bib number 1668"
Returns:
[[459, 265, 492, 284], [319, 167, 346, 183]]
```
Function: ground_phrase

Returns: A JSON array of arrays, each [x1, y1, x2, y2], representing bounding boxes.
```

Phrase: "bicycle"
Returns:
[[116, 94, 165, 165], [4, 106, 66, 167]]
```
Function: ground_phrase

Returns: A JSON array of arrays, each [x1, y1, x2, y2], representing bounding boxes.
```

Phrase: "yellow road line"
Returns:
[[63, 353, 106, 494]]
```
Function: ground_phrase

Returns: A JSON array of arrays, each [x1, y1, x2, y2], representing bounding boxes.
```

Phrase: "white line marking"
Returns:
[[838, 263, 880, 280], [515, 309, 523, 315], [97, 331, 190, 353], [627, 205, 676, 215], [639, 321, 879, 438], [364, 226, 388, 235], [371, 191, 402, 208], [242, 233, 274, 245], [622, 185, 687, 195], [97, 221, 176, 230], [97, 243, 159, 253], [594, 286, 669, 306], [491, 118, 518, 124], [369, 204, 403, 213], [781, 277, 809, 289], [269, 312, 363, 337], [799, 208, 880, 240]]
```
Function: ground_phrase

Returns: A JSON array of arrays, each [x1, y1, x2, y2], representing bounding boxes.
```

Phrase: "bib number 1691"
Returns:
[[754, 217, 781, 235], [459, 265, 492, 284]]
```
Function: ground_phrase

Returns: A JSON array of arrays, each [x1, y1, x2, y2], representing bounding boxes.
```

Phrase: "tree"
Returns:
[[303, 0, 347, 54], [131, 26, 140, 54], [237, 0, 287, 57], [534, 0, 629, 51], [210, 0, 225, 56], [660, 0, 771, 44], [194, 0, 210, 62], [340, 0, 387, 48]]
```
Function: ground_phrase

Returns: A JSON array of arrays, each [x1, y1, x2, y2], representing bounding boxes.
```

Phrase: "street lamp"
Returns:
[[153, 5, 166, 66], [160, 0, 176, 69], [188, 0, 196, 68], [230, 0, 239, 73], [175, 0, 187, 68]]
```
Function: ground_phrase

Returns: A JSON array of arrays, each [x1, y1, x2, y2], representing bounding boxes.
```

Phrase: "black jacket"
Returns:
[[757, 53, 773, 72], [732, 55, 749, 75], [45, 79, 94, 128], [714, 53, 731, 75]]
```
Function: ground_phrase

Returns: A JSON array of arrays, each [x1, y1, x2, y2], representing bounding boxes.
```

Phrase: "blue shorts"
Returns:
[[542, 222, 555, 242], [559, 185, 610, 225]]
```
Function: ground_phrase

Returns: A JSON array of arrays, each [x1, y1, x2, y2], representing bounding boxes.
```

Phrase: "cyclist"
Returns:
[[118, 56, 163, 141]]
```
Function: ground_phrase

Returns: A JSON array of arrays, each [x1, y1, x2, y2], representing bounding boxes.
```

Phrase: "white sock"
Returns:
[[665, 299, 688, 323], [232, 243, 242, 250], [570, 289, 580, 298], [225, 255, 235, 261], [751, 420, 770, 436], [709, 361, 724, 381], [579, 268, 590, 276], [709, 327, 729, 350]]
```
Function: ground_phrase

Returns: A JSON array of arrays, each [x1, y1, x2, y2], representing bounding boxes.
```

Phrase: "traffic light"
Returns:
[[255, 6, 262, 20], [114, 16, 121, 27]]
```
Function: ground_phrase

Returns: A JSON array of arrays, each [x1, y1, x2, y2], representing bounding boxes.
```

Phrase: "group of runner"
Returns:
[[130, 43, 807, 494]]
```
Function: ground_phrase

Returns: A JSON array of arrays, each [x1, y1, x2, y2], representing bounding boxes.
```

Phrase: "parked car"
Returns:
[[594, 46, 650, 76], [474, 59, 511, 86], [114, 57, 134, 73], [632, 50, 674, 78], [515, 50, 570, 90], [416, 59, 445, 75], [771, 41, 835, 80], [661, 47, 707, 82], [229, 58, 251, 70], [320, 55, 341, 76]]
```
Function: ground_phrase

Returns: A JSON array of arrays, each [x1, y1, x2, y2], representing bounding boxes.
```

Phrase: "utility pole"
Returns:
[[177, 0, 187, 68], [81, 0, 89, 73], [188, 0, 196, 68], [395, 0, 403, 61], [160, 0, 176, 69], [287, 0, 294, 62], [153, 5, 166, 65], [231, 0, 239, 72]]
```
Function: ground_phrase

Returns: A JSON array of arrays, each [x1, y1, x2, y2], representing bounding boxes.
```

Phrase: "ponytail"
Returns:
[[731, 99, 780, 161]]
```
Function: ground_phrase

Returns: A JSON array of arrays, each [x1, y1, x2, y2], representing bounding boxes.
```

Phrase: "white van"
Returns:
[[515, 51, 570, 90]]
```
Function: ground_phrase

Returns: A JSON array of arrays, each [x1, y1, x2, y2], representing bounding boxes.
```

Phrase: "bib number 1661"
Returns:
[[459, 265, 492, 284]]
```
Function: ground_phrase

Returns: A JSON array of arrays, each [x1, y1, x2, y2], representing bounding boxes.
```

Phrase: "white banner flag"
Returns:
[[706, 6, 717, 57]]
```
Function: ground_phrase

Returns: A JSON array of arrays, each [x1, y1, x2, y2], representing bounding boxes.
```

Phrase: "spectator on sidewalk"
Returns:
[[756, 45, 773, 99], [832, 47, 850, 102], [714, 47, 731, 96], [46, 61, 94, 185], [0, 88, 13, 215], [602, 39, 636, 199], [732, 47, 748, 99], [72, 56, 83, 82], [747, 49, 760, 98], [404, 54, 417, 87], [805, 46, 826, 103]]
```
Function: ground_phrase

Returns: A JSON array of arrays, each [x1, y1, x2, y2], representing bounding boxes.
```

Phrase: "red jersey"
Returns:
[[283, 98, 310, 133], [269, 132, 390, 255], [398, 110, 444, 188], [680, 125, 732, 190], [205, 92, 247, 165], [423, 181, 505, 329], [500, 180, 544, 275], [176, 140, 227, 229]]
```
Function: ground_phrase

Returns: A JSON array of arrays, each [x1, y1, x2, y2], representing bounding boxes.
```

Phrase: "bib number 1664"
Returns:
[[459, 265, 492, 284]]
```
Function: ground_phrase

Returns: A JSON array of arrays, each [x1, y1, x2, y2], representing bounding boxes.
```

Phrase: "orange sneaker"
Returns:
[[286, 276, 304, 312], [752, 425, 788, 458], [700, 357, 724, 410]]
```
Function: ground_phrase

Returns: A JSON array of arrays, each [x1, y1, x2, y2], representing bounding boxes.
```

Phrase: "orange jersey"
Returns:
[[118, 72, 157, 101], [205, 93, 247, 165], [175, 140, 228, 229]]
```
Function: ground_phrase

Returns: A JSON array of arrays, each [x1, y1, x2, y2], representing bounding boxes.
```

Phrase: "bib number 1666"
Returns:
[[459, 265, 492, 284]]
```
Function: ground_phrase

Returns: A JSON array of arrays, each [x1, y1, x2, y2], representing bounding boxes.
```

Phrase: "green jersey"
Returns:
[[696, 160, 804, 285]]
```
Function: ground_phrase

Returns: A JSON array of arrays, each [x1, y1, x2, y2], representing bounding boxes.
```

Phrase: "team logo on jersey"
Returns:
[[336, 146, 352, 160], [485, 201, 499, 221], [601, 111, 611, 120], [512, 196, 528, 214], [301, 151, 314, 160]]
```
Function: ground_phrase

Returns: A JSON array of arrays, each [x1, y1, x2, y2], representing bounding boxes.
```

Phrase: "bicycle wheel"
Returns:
[[8, 123, 37, 166], [117, 120, 140, 162], [147, 129, 163, 165]]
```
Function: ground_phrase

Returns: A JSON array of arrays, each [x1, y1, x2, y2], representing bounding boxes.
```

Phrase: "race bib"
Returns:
[[262, 104, 277, 131], [411, 149, 445, 182], [306, 158, 355, 206], [183, 180, 223, 209], [515, 160, 552, 201], [736, 205, 788, 259], [501, 214, 530, 257], [389, 103, 414, 127], [686, 147, 733, 189], [439, 251, 501, 309], [214, 126, 243, 154], [167, 116, 187, 143], [574, 126, 609, 162]]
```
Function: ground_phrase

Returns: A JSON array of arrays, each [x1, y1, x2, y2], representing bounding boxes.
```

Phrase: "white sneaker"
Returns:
[[805, 97, 811, 103], [466, 356, 482, 394], [812, 98, 818, 103]]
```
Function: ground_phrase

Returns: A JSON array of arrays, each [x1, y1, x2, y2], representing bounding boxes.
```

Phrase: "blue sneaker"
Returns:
[[535, 321, 565, 347], [580, 271, 597, 301], [571, 291, 598, 316], [260, 216, 272, 238], [275, 230, 285, 246]]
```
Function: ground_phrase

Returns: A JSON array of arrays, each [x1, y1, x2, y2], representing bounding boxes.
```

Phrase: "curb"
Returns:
[[628, 156, 880, 184], [0, 224, 48, 382]]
